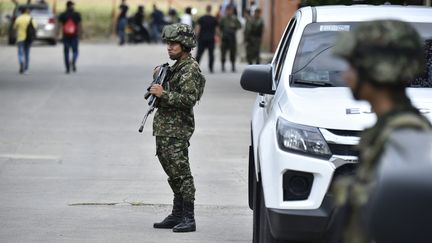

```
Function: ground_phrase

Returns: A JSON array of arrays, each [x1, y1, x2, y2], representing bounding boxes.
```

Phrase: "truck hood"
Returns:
[[279, 87, 432, 131]]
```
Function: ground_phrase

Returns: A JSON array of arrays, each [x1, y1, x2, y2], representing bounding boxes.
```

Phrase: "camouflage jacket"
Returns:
[[333, 101, 432, 243], [244, 17, 264, 42], [220, 16, 241, 40], [153, 55, 205, 140]]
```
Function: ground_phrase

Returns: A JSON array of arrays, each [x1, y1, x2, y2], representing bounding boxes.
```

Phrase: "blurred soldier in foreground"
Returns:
[[149, 23, 205, 233], [332, 20, 432, 243], [244, 8, 263, 64]]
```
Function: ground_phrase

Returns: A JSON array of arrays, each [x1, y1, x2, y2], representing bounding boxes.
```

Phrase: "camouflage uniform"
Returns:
[[244, 16, 264, 64], [219, 14, 241, 71], [153, 54, 205, 203], [332, 20, 431, 243], [152, 23, 205, 233]]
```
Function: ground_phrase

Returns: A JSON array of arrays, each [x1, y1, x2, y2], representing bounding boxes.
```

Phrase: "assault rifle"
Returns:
[[138, 63, 170, 133]]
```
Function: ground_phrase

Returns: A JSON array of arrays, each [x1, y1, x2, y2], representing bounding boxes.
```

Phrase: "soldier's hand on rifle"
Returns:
[[150, 84, 164, 97]]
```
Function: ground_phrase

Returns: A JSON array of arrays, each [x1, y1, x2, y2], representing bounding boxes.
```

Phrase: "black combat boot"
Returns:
[[231, 63, 236, 72], [153, 194, 183, 229], [172, 201, 196, 233]]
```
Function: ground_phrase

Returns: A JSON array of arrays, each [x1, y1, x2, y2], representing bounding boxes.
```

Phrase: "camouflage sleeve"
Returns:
[[160, 65, 199, 109]]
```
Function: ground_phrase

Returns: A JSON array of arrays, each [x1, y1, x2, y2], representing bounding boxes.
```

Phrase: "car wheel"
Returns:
[[48, 39, 57, 45], [8, 36, 16, 45]]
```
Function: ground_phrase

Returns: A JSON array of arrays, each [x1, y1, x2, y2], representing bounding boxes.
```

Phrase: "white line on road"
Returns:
[[0, 153, 61, 161]]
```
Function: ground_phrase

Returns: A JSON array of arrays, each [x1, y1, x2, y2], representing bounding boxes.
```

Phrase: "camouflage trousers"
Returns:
[[221, 37, 237, 63], [156, 136, 195, 203], [246, 38, 261, 64]]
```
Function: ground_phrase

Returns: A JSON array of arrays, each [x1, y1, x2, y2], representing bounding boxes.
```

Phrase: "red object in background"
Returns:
[[214, 35, 220, 44], [48, 18, 55, 24]]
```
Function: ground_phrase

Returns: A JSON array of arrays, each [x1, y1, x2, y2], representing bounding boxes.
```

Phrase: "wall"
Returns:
[[261, 0, 300, 52]]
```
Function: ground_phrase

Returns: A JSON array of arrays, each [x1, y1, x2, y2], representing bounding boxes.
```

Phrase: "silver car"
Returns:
[[7, 3, 57, 45]]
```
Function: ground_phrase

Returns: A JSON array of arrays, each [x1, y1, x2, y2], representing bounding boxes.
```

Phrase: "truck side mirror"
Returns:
[[240, 64, 275, 95]]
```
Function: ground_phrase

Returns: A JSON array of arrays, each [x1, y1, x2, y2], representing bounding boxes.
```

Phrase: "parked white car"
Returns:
[[7, 3, 57, 45], [241, 5, 432, 243]]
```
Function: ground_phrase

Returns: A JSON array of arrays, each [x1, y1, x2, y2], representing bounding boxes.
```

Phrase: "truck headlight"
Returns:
[[276, 117, 332, 159]]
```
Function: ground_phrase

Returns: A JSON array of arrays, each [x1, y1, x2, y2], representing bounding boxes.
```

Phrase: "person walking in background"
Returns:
[[150, 4, 165, 43], [180, 7, 193, 27], [195, 4, 218, 73], [219, 5, 241, 72], [150, 23, 206, 233], [244, 8, 264, 64], [13, 6, 36, 74], [58, 1, 82, 74], [116, 0, 129, 45], [132, 5, 150, 43], [166, 8, 180, 25]]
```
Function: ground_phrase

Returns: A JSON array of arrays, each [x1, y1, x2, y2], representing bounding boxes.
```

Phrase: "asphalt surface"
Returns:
[[0, 42, 256, 242]]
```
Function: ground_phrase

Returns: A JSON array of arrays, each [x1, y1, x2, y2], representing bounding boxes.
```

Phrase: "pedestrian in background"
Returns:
[[180, 7, 193, 27], [150, 4, 165, 43], [58, 0, 82, 74], [132, 5, 150, 43], [219, 5, 241, 72], [150, 23, 206, 233], [244, 8, 264, 64], [116, 0, 129, 45], [14, 6, 36, 74], [195, 4, 218, 73], [332, 20, 431, 243], [166, 8, 180, 25]]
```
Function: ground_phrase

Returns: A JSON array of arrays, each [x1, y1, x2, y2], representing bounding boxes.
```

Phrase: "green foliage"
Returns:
[[79, 9, 113, 39]]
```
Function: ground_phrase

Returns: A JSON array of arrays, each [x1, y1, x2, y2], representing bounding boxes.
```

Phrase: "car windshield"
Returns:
[[291, 22, 432, 88]]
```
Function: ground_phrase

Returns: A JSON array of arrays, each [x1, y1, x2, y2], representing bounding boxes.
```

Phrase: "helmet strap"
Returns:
[[181, 45, 192, 53], [352, 78, 363, 101]]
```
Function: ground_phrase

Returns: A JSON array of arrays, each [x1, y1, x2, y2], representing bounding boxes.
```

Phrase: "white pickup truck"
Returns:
[[240, 5, 432, 243]]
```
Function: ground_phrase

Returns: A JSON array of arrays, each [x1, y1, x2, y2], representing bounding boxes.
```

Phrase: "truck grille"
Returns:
[[328, 144, 359, 157], [326, 129, 361, 137]]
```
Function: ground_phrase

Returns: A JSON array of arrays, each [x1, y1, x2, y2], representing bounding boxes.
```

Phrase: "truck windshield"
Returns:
[[291, 22, 432, 88]]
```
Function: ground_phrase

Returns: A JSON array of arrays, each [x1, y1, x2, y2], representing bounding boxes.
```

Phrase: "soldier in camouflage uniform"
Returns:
[[244, 8, 264, 64], [219, 5, 241, 72], [332, 20, 431, 243], [149, 23, 205, 233]]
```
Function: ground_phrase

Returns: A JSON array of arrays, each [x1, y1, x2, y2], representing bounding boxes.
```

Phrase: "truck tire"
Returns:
[[258, 185, 299, 243], [248, 145, 254, 210], [252, 162, 260, 243], [258, 187, 278, 243]]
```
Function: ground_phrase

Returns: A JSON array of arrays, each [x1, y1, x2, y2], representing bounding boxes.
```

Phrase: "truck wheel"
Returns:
[[252, 163, 260, 243], [258, 186, 297, 243], [258, 187, 279, 242], [248, 145, 254, 210]]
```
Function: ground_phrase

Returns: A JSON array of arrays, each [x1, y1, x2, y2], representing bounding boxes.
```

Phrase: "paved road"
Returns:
[[0, 42, 256, 242]]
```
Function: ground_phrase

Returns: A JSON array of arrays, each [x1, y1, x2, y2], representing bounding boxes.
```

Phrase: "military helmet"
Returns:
[[334, 20, 424, 85], [161, 23, 197, 49]]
